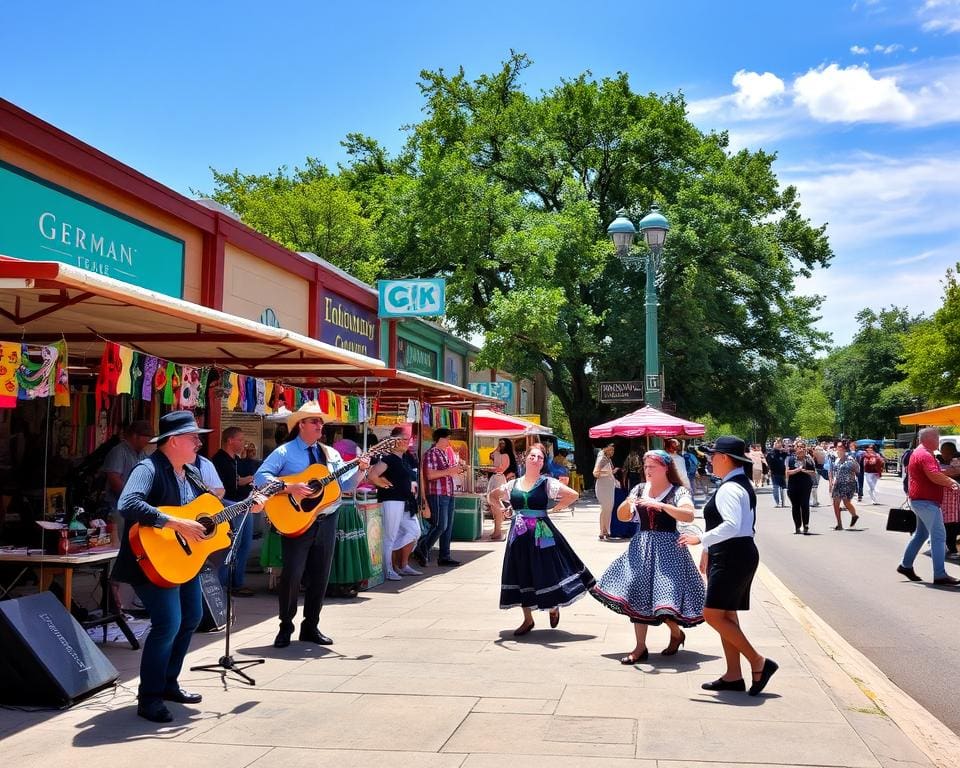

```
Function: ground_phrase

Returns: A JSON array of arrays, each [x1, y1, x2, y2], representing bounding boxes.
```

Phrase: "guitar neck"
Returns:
[[212, 497, 256, 526]]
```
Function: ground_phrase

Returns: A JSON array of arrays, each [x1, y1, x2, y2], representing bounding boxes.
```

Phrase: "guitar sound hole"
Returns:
[[197, 516, 216, 537]]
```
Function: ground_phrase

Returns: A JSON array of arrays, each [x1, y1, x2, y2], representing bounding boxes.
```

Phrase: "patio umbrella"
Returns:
[[472, 408, 553, 437], [588, 405, 705, 439]]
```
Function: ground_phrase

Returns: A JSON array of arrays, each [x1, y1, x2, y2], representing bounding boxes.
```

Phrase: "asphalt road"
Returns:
[[750, 474, 960, 737]]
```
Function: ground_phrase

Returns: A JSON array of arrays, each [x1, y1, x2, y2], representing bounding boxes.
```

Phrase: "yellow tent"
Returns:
[[899, 403, 960, 427]]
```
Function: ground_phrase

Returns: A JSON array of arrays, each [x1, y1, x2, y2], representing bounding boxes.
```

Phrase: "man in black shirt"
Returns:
[[213, 427, 256, 596], [765, 440, 788, 508]]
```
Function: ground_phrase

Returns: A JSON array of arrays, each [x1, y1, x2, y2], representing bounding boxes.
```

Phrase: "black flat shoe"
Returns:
[[620, 648, 649, 665], [273, 630, 292, 648], [701, 677, 746, 691], [299, 629, 334, 645], [896, 565, 922, 582], [438, 558, 461, 567], [162, 687, 203, 704], [513, 621, 535, 636], [748, 658, 779, 696], [549, 609, 560, 628], [137, 700, 173, 723], [849, 515, 859, 528]]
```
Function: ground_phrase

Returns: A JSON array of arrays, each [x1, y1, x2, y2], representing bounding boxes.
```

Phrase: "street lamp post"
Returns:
[[607, 205, 670, 409]]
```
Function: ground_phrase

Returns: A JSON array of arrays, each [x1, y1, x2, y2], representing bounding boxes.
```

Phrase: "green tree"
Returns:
[[357, 54, 833, 475], [204, 160, 385, 283], [206, 54, 833, 476], [902, 266, 960, 405], [822, 307, 921, 437]]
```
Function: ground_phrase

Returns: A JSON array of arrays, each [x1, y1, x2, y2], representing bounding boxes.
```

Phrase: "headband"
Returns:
[[645, 449, 672, 467]]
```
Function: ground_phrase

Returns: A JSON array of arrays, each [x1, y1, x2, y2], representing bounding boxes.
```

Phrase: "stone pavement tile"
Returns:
[[557, 680, 846, 724], [635, 719, 880, 767], [655, 763, 834, 768], [842, 710, 935, 768], [0, 737, 271, 768], [248, 747, 468, 768], [331, 636, 492, 661], [289, 656, 376, 676], [461, 757, 655, 768], [442, 713, 637, 758], [472, 697, 559, 714], [192, 691, 475, 751], [260, 673, 354, 692]]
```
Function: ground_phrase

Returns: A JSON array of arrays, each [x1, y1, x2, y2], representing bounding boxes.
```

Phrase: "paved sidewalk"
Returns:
[[0, 498, 949, 767]]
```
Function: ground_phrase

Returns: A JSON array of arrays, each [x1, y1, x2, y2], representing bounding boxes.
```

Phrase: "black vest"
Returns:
[[703, 471, 756, 536], [112, 451, 208, 585]]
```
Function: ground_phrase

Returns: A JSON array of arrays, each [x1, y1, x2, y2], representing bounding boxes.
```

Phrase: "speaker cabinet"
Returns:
[[0, 592, 119, 707]]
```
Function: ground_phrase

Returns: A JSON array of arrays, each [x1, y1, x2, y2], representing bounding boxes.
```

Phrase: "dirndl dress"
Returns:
[[329, 503, 372, 585], [591, 484, 705, 626], [500, 476, 595, 611]]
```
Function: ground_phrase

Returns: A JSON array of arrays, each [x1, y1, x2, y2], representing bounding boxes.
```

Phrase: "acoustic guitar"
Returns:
[[129, 479, 285, 587], [265, 437, 403, 536]]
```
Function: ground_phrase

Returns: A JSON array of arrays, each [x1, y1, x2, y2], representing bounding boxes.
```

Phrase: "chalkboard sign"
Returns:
[[197, 564, 227, 632]]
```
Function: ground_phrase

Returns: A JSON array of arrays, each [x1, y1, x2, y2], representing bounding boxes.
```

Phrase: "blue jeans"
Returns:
[[133, 575, 203, 701], [417, 494, 455, 561], [902, 500, 947, 580], [219, 512, 254, 589], [771, 475, 786, 506]]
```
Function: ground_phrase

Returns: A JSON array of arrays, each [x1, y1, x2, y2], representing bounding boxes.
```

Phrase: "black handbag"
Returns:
[[886, 501, 916, 533]]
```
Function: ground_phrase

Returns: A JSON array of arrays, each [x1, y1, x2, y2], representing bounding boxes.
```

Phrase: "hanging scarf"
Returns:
[[115, 346, 134, 394], [16, 343, 57, 400], [179, 366, 198, 409], [0, 342, 21, 408], [141, 355, 159, 401], [196, 368, 211, 409]]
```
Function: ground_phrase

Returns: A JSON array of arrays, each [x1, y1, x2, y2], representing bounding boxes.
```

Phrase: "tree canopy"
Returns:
[[901, 266, 960, 407], [205, 53, 834, 469]]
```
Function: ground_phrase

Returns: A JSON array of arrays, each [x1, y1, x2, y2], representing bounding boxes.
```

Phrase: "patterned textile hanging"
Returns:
[[0, 342, 22, 408]]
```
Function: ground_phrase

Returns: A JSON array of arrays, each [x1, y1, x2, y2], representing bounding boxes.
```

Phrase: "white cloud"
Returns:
[[891, 249, 939, 265], [780, 154, 960, 251], [873, 43, 904, 53], [793, 64, 916, 122], [920, 0, 960, 33], [731, 69, 786, 111], [851, 45, 870, 54]]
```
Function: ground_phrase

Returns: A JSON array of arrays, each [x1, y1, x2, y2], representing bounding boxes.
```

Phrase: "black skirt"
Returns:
[[500, 515, 595, 611], [705, 536, 759, 611]]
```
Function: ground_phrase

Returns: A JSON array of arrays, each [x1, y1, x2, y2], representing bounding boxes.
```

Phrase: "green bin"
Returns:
[[452, 494, 482, 541]]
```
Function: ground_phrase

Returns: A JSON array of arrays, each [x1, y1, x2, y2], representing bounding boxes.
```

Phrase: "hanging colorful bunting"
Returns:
[[141, 355, 158, 401], [0, 342, 22, 408]]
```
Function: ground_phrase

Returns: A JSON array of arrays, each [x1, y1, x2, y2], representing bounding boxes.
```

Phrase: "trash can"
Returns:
[[452, 494, 482, 541]]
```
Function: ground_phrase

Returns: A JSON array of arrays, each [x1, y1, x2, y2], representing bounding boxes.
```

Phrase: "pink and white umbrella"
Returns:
[[588, 405, 705, 439]]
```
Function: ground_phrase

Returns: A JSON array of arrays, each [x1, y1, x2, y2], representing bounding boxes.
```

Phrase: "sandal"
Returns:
[[620, 648, 649, 665]]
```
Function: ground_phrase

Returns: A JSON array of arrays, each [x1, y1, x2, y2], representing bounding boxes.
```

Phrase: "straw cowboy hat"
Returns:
[[286, 401, 327, 431]]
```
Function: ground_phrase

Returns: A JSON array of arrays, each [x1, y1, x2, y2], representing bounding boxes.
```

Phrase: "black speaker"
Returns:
[[0, 592, 119, 707], [196, 565, 227, 632]]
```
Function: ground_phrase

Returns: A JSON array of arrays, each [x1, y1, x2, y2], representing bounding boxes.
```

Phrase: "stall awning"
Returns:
[[472, 408, 553, 437], [899, 404, 960, 428], [589, 405, 705, 439], [0, 259, 499, 409]]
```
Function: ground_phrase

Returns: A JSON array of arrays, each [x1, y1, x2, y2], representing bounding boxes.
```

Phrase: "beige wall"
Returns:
[[0, 139, 204, 303], [222, 243, 310, 333]]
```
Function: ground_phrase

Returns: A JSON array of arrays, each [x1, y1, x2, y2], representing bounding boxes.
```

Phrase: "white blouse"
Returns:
[[699, 467, 755, 550]]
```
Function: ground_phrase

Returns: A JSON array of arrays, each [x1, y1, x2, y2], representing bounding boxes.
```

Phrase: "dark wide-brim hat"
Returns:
[[702, 436, 752, 465], [150, 410, 212, 443]]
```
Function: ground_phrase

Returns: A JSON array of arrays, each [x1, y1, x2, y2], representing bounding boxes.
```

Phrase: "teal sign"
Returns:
[[0, 161, 185, 298], [378, 278, 445, 317], [469, 380, 514, 403]]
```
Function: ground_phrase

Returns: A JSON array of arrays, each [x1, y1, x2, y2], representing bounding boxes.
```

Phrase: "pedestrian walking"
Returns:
[[862, 444, 884, 505], [898, 427, 960, 585], [747, 444, 765, 487], [786, 441, 816, 534], [678, 436, 777, 696], [590, 450, 705, 664], [829, 442, 859, 530], [765, 440, 788, 507]]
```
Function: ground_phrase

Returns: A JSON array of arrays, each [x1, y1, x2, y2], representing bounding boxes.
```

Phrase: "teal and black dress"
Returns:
[[499, 476, 595, 610]]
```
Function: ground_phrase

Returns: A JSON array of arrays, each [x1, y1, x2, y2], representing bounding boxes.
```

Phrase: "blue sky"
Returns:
[[3, 0, 958, 345]]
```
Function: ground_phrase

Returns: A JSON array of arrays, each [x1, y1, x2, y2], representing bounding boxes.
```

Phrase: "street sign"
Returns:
[[599, 381, 644, 403], [645, 374, 661, 392], [378, 278, 446, 317]]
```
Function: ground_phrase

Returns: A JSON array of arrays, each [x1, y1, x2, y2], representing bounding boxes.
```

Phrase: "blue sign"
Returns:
[[378, 278, 446, 318], [469, 380, 514, 403]]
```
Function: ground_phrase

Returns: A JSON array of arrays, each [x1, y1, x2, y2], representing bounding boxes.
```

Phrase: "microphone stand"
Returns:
[[190, 507, 264, 685]]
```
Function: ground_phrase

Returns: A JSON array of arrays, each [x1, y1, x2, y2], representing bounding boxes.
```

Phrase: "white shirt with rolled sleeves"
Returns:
[[699, 467, 755, 550]]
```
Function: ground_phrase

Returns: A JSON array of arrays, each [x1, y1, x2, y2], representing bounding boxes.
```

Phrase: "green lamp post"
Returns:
[[606, 204, 670, 409]]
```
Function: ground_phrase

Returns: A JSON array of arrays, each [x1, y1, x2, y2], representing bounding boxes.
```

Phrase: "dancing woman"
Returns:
[[677, 436, 778, 697], [489, 442, 594, 636], [591, 450, 705, 664]]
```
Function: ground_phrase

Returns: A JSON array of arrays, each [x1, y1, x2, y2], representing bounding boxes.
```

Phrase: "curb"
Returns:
[[758, 562, 960, 768]]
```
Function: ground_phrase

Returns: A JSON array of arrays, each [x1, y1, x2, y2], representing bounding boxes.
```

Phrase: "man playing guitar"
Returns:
[[255, 401, 370, 649], [113, 410, 266, 723]]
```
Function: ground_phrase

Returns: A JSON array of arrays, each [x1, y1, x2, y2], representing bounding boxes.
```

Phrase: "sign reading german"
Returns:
[[599, 381, 644, 403]]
